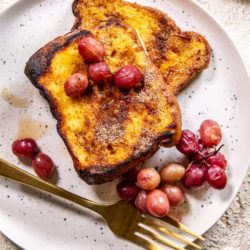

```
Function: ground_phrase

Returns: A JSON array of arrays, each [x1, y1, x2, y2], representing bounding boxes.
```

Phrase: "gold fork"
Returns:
[[0, 158, 204, 250]]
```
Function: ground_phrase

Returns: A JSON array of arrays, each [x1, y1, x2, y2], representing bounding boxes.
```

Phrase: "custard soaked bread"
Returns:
[[25, 22, 181, 184], [72, 0, 211, 95]]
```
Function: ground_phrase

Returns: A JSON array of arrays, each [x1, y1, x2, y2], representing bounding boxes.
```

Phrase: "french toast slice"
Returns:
[[72, 0, 211, 95], [25, 21, 181, 184]]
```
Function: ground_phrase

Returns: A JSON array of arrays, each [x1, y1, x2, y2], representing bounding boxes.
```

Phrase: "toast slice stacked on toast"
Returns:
[[72, 0, 211, 95], [25, 21, 181, 184]]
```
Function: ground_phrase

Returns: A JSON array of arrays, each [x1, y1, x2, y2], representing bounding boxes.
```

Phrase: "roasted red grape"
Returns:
[[161, 184, 185, 206], [176, 130, 198, 155], [205, 166, 227, 189], [146, 189, 170, 217], [199, 119, 222, 147], [64, 73, 88, 98], [88, 62, 112, 85], [135, 190, 148, 213], [137, 168, 161, 190], [160, 163, 185, 183], [12, 138, 38, 158], [206, 152, 227, 170], [191, 140, 210, 163], [116, 181, 139, 201], [32, 153, 55, 180], [114, 65, 141, 89], [78, 36, 106, 63], [182, 164, 206, 189]]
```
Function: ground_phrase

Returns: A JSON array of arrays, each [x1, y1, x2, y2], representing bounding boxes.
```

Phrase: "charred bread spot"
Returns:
[[154, 33, 168, 61], [25, 30, 91, 82], [72, 0, 81, 19]]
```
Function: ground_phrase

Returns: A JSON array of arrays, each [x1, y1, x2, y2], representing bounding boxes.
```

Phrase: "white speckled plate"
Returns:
[[0, 0, 249, 249]]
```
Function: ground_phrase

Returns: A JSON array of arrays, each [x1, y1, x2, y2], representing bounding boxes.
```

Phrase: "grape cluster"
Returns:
[[117, 165, 186, 218], [177, 119, 227, 190], [116, 119, 228, 218], [12, 138, 55, 180]]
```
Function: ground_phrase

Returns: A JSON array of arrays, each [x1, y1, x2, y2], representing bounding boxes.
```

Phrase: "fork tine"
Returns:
[[161, 216, 205, 241], [129, 233, 164, 250], [141, 217, 201, 249], [137, 225, 186, 250]]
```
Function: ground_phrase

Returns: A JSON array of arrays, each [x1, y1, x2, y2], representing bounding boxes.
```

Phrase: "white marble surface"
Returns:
[[0, 0, 249, 249]]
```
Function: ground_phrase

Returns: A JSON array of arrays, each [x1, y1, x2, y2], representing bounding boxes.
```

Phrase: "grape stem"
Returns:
[[185, 161, 194, 172], [202, 144, 224, 161], [189, 144, 225, 167]]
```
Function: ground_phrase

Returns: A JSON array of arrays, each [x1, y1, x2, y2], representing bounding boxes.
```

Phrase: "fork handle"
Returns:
[[0, 158, 106, 214]]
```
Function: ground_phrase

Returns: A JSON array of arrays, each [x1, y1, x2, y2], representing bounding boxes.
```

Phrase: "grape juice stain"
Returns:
[[1, 88, 30, 108], [17, 116, 51, 140]]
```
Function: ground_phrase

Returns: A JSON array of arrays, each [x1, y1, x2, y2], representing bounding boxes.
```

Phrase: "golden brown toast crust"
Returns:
[[25, 27, 181, 184], [72, 0, 211, 95]]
